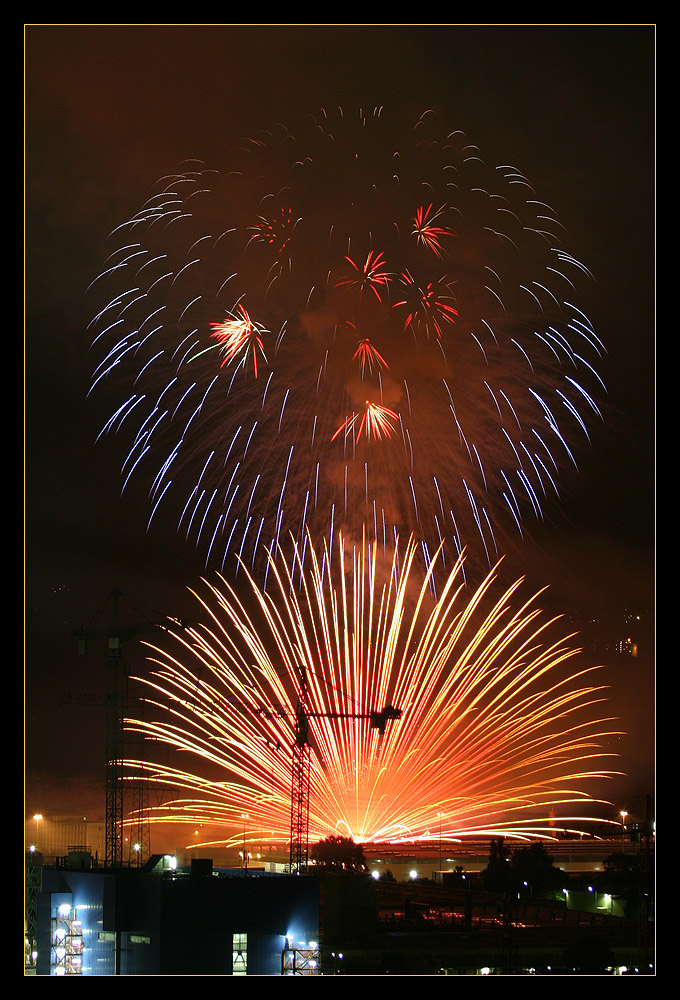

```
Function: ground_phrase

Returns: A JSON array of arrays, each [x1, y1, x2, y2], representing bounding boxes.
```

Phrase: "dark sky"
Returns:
[[25, 25, 655, 823]]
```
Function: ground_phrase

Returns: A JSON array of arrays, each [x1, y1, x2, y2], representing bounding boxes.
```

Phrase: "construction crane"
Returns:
[[72, 588, 185, 867], [262, 671, 401, 875]]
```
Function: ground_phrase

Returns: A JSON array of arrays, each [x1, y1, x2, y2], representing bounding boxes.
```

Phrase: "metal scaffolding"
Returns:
[[73, 588, 183, 867]]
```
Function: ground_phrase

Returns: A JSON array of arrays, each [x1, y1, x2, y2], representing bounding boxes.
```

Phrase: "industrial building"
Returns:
[[32, 854, 322, 975]]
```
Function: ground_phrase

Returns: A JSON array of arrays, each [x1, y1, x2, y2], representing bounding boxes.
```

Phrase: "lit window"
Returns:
[[232, 932, 247, 976]]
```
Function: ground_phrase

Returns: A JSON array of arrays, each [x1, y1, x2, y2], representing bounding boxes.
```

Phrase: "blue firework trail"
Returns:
[[88, 107, 604, 581]]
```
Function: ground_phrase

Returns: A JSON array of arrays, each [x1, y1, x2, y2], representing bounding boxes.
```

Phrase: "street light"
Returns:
[[620, 810, 628, 852], [437, 812, 444, 873], [241, 813, 249, 873], [33, 813, 43, 851]]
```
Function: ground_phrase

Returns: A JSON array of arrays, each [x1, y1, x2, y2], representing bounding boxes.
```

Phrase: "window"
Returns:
[[232, 932, 247, 976]]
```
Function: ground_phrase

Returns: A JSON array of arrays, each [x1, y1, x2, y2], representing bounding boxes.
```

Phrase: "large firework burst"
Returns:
[[126, 534, 619, 847], [89, 107, 603, 581]]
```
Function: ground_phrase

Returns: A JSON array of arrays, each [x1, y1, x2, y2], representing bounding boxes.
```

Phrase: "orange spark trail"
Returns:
[[125, 534, 621, 848]]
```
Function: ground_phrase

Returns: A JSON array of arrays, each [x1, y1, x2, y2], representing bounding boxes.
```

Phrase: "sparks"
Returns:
[[335, 251, 392, 303], [394, 271, 459, 339], [332, 401, 399, 443], [89, 108, 603, 579], [126, 534, 620, 847], [210, 304, 268, 378], [412, 203, 455, 258], [352, 338, 389, 378]]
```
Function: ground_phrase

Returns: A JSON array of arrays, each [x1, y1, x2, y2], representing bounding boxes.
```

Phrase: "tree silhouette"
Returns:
[[511, 841, 564, 899], [482, 837, 512, 892], [482, 839, 564, 898], [311, 835, 367, 872]]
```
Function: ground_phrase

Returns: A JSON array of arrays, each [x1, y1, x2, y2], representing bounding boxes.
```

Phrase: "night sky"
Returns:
[[25, 25, 654, 825]]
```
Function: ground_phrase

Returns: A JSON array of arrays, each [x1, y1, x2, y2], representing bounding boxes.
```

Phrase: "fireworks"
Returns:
[[126, 534, 619, 847], [88, 107, 604, 580], [87, 108, 616, 849], [208, 304, 268, 378]]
